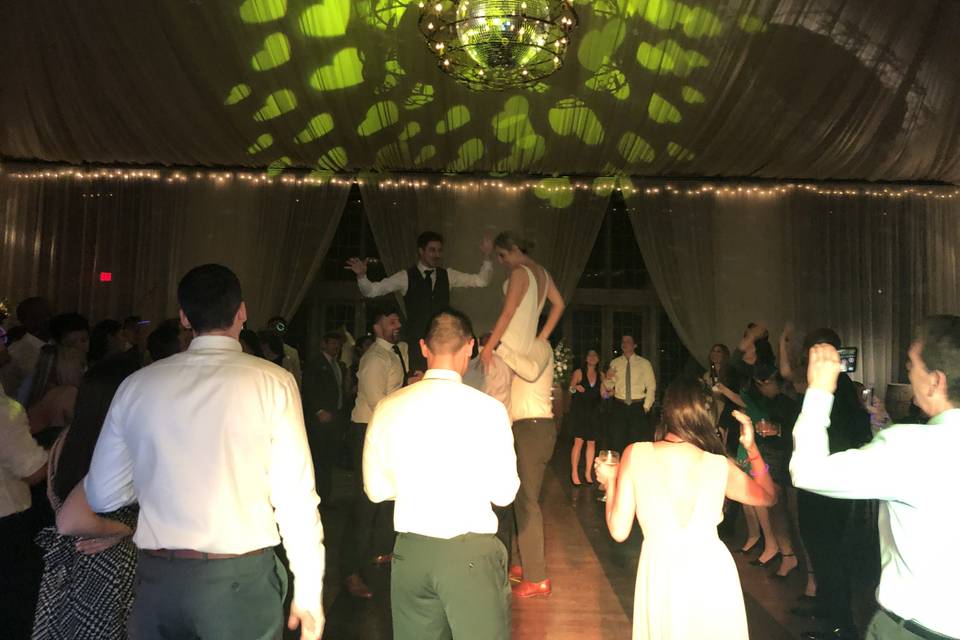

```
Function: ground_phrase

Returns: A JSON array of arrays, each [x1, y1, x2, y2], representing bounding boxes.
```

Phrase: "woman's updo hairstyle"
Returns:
[[494, 231, 535, 255]]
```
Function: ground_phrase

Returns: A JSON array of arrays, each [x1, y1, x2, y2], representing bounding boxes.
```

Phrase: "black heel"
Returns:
[[738, 536, 763, 554], [750, 551, 781, 567]]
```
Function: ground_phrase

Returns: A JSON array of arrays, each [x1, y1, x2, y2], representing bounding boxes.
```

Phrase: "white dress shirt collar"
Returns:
[[423, 369, 462, 383], [375, 337, 398, 352], [188, 334, 242, 352], [416, 261, 437, 276]]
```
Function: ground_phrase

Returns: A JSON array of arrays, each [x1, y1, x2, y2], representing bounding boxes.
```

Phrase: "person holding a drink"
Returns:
[[595, 378, 777, 640]]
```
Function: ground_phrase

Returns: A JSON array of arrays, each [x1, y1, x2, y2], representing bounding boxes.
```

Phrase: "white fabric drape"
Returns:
[[625, 184, 960, 395], [359, 176, 611, 333], [0, 166, 351, 326], [3, 2, 960, 182]]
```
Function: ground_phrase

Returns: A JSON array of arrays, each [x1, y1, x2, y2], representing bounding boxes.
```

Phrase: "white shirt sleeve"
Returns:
[[268, 372, 325, 625], [0, 396, 47, 479], [790, 389, 909, 502], [447, 259, 493, 289], [357, 270, 409, 297], [85, 389, 137, 512], [363, 405, 396, 503], [488, 402, 520, 507], [640, 358, 656, 411]]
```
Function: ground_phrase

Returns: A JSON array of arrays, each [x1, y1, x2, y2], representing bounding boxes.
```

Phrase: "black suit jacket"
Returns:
[[303, 354, 348, 424]]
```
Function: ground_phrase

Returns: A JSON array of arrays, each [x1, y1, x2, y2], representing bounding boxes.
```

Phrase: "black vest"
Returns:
[[404, 266, 450, 342]]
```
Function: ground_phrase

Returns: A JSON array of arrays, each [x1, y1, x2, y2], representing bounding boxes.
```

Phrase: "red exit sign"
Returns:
[[99, 272, 112, 282]]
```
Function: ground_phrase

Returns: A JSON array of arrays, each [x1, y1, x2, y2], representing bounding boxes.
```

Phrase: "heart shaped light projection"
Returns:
[[418, 0, 578, 91]]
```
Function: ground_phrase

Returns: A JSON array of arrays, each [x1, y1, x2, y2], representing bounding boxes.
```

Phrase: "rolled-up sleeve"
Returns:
[[0, 396, 46, 479], [268, 374, 325, 622], [358, 270, 408, 298], [85, 388, 136, 512], [448, 260, 493, 289], [363, 405, 396, 503], [489, 403, 520, 507]]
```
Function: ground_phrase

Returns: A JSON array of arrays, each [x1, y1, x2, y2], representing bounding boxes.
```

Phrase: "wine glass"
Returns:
[[595, 450, 620, 501]]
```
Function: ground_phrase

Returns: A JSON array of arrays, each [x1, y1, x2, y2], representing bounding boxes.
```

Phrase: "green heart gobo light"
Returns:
[[418, 0, 578, 91]]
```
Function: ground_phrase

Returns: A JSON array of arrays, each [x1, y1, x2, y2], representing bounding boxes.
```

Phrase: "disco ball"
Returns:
[[419, 0, 578, 90]]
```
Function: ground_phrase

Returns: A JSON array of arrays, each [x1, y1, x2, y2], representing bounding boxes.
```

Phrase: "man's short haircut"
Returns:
[[322, 331, 344, 343], [147, 324, 182, 362], [621, 333, 636, 343], [371, 304, 401, 327], [177, 264, 242, 334], [424, 308, 474, 355], [918, 315, 960, 405], [50, 313, 90, 343], [417, 231, 444, 249]]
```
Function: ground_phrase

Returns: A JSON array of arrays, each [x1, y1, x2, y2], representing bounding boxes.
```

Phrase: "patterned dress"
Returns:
[[32, 430, 138, 640]]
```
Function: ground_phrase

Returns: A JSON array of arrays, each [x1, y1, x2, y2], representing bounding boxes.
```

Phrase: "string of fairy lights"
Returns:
[[2, 166, 958, 200]]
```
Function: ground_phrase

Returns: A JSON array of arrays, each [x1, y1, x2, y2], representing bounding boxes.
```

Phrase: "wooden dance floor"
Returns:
[[311, 448, 820, 640]]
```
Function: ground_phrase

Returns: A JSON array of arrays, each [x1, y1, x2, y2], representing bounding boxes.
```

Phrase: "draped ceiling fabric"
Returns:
[[2, 1, 960, 182], [359, 176, 611, 333], [624, 184, 960, 394], [0, 170, 351, 327]]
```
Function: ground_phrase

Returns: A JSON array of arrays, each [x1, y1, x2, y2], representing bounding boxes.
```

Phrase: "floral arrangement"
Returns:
[[553, 340, 574, 387]]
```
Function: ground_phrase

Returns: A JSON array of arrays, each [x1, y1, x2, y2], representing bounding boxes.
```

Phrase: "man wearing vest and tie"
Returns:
[[604, 333, 657, 454], [347, 231, 494, 373]]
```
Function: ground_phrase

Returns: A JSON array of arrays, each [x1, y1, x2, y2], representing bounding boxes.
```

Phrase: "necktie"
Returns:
[[625, 357, 633, 405], [423, 269, 434, 290], [392, 344, 408, 384]]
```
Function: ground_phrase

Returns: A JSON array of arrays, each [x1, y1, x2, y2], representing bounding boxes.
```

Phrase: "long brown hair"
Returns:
[[655, 378, 725, 455]]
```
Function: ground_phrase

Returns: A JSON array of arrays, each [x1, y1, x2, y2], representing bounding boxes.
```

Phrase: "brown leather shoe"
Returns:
[[512, 578, 551, 598], [508, 565, 523, 582], [371, 553, 393, 566], [344, 574, 373, 599]]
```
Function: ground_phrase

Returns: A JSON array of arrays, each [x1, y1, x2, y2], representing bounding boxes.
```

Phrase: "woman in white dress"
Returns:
[[480, 232, 564, 379], [595, 378, 778, 640]]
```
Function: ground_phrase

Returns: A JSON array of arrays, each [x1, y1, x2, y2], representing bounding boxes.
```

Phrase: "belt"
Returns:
[[142, 547, 268, 561], [882, 608, 958, 640], [513, 418, 553, 425], [614, 398, 645, 406]]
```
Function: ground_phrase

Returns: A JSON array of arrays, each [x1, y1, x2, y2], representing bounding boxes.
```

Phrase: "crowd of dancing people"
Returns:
[[1, 229, 958, 640]]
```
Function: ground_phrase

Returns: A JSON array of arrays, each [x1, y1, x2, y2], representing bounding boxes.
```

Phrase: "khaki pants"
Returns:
[[512, 417, 557, 583]]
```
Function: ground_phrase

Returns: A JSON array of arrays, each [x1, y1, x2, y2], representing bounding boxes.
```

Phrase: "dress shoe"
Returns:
[[512, 578, 551, 598], [344, 574, 373, 599], [508, 565, 523, 582], [372, 553, 392, 566], [738, 536, 762, 554], [797, 594, 818, 603], [800, 627, 858, 640], [750, 551, 781, 567]]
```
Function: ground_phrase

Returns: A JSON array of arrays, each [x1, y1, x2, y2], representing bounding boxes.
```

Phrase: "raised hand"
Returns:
[[733, 410, 756, 451], [345, 257, 368, 276], [480, 234, 493, 257], [807, 344, 842, 394]]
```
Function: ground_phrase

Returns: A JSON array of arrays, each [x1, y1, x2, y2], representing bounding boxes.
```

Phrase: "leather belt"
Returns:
[[142, 547, 268, 560], [881, 608, 958, 640], [614, 398, 645, 406]]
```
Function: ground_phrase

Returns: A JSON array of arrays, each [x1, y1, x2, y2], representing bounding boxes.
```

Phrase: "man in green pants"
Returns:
[[364, 308, 520, 640]]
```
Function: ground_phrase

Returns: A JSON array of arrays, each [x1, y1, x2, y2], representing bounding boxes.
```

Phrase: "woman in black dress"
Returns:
[[33, 355, 140, 640], [569, 349, 603, 485]]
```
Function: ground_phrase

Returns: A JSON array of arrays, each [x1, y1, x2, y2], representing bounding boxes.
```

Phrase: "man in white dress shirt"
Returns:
[[0, 389, 48, 638], [605, 333, 657, 452], [364, 308, 520, 639], [346, 231, 494, 373], [342, 306, 414, 599], [83, 264, 324, 640], [791, 316, 960, 640]]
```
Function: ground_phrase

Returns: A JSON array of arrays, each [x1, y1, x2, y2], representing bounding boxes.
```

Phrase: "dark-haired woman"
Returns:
[[596, 378, 777, 640], [569, 349, 603, 485], [32, 357, 140, 639]]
